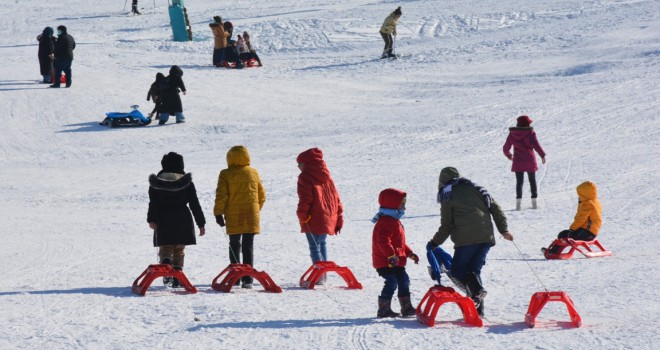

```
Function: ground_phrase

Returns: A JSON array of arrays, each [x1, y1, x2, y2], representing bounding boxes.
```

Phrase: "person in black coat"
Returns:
[[50, 25, 75, 88], [37, 27, 56, 83], [147, 152, 206, 286], [158, 65, 187, 124], [146, 72, 165, 119]]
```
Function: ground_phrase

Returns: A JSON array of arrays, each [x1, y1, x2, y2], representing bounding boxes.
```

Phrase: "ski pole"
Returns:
[[510, 239, 549, 292]]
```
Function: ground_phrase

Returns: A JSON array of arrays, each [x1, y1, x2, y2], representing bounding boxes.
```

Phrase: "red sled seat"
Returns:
[[131, 264, 197, 296], [299, 261, 363, 290], [211, 264, 282, 293], [416, 286, 483, 327], [543, 238, 612, 259]]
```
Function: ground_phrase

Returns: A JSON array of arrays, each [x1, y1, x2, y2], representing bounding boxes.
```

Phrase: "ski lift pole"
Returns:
[[510, 240, 549, 292]]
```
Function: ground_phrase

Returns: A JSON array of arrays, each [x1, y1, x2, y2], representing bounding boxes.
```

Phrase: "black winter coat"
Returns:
[[38, 36, 55, 75], [160, 74, 186, 114], [147, 172, 205, 246], [54, 33, 75, 60]]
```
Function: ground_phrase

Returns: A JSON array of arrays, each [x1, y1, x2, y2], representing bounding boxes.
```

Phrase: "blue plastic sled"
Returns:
[[426, 244, 453, 285], [100, 105, 151, 127]]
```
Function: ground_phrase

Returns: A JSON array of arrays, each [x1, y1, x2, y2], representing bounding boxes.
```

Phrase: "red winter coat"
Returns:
[[296, 148, 343, 235], [372, 189, 413, 269], [503, 127, 546, 172]]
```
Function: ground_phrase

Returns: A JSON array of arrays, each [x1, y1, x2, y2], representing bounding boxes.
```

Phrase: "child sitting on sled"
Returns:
[[546, 181, 602, 253], [371, 188, 419, 318]]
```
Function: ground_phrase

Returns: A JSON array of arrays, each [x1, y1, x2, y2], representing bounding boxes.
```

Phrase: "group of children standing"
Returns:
[[208, 16, 263, 69]]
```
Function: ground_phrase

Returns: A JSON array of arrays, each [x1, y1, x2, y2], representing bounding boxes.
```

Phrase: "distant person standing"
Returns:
[[158, 65, 187, 124], [502, 115, 546, 210], [132, 0, 141, 15], [379, 6, 401, 59], [37, 27, 55, 83], [50, 25, 75, 88], [209, 16, 229, 66]]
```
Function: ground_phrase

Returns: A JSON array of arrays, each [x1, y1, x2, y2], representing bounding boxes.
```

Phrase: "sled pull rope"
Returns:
[[511, 240, 549, 292], [221, 226, 241, 264]]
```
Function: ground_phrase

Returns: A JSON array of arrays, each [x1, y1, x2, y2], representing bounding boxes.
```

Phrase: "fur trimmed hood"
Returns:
[[149, 172, 192, 191]]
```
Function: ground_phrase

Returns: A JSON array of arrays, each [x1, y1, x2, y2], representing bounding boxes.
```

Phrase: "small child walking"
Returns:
[[146, 72, 165, 120], [503, 115, 546, 210], [371, 188, 419, 318], [147, 152, 206, 287]]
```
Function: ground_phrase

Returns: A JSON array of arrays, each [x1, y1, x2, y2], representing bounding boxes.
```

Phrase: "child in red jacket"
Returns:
[[372, 188, 419, 318]]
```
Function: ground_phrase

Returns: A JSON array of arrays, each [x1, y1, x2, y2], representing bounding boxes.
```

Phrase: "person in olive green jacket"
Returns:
[[428, 167, 513, 316], [379, 6, 401, 59], [213, 145, 266, 288]]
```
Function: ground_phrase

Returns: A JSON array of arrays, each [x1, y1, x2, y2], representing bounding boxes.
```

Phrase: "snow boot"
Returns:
[[477, 299, 484, 317], [398, 296, 416, 317], [377, 297, 400, 318], [516, 198, 522, 211], [381, 50, 389, 59], [170, 265, 183, 288], [160, 258, 173, 286], [531, 198, 538, 209], [465, 272, 487, 309], [387, 49, 397, 59]]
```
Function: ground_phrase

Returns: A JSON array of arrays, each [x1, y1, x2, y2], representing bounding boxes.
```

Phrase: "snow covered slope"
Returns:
[[1, 0, 659, 348]]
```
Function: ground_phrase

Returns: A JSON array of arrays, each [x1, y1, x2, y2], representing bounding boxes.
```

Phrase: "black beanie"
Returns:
[[394, 7, 402, 16], [161, 152, 184, 174]]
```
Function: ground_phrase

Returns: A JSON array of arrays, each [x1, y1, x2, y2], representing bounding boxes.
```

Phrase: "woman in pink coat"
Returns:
[[503, 115, 546, 210]]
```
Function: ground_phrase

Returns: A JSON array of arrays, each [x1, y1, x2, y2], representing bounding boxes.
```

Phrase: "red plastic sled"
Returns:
[[131, 264, 197, 296], [525, 291, 582, 328], [211, 264, 282, 293], [416, 286, 483, 327], [544, 238, 612, 259], [299, 261, 363, 289], [217, 58, 259, 69]]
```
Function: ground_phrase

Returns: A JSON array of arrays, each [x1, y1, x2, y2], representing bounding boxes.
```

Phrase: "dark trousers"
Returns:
[[240, 52, 262, 65], [515, 171, 538, 198], [53, 58, 72, 87], [380, 32, 393, 52], [229, 233, 255, 283], [212, 48, 223, 66], [450, 243, 491, 283], [557, 228, 596, 241], [376, 267, 410, 298], [223, 46, 243, 66]]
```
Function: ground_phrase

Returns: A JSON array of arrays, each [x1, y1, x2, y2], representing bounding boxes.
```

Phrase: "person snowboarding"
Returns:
[[147, 152, 206, 287], [37, 27, 56, 83], [50, 25, 75, 88], [296, 148, 344, 285], [158, 65, 186, 124], [213, 146, 266, 289], [428, 167, 513, 317], [379, 6, 401, 59], [503, 115, 546, 210], [372, 188, 419, 318]]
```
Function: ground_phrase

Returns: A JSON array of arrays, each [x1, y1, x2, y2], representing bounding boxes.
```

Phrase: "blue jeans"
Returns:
[[450, 243, 491, 283], [305, 233, 327, 263], [377, 267, 410, 298], [53, 58, 72, 86], [159, 112, 185, 124]]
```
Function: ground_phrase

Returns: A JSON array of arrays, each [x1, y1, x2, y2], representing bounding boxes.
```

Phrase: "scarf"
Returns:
[[371, 207, 405, 223], [437, 178, 493, 208]]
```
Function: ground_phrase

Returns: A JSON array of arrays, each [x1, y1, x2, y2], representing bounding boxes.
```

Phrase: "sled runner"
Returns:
[[525, 291, 582, 328], [211, 264, 282, 293], [217, 58, 260, 69], [100, 105, 152, 127], [543, 238, 612, 259], [131, 263, 197, 296], [299, 261, 363, 290]]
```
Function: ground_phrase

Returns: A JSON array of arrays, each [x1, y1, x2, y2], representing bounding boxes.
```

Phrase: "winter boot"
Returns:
[[170, 265, 183, 288], [516, 198, 522, 211], [131, 1, 141, 15], [476, 299, 484, 317], [381, 50, 389, 59], [387, 49, 397, 58], [465, 272, 487, 309], [531, 198, 538, 209], [377, 297, 400, 318], [160, 258, 173, 286], [398, 296, 416, 317], [241, 276, 254, 289]]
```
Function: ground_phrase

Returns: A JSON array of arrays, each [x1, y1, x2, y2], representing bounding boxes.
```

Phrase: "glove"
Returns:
[[387, 255, 399, 267], [215, 215, 225, 227], [427, 240, 438, 250], [301, 215, 311, 224], [334, 225, 342, 234], [213, 16, 222, 23], [409, 253, 419, 264]]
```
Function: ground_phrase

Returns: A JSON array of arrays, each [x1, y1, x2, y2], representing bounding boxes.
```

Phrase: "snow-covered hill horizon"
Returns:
[[1, 0, 659, 349]]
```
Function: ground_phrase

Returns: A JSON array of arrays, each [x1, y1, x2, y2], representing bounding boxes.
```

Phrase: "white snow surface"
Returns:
[[1, 0, 659, 349]]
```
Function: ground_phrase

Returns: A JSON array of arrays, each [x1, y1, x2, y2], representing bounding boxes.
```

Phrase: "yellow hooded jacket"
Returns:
[[213, 146, 266, 234], [570, 181, 602, 235]]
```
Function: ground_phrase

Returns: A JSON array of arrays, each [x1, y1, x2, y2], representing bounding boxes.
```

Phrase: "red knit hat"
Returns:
[[516, 115, 532, 127]]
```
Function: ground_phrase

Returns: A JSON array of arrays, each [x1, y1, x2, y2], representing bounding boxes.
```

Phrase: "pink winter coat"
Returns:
[[503, 127, 546, 172]]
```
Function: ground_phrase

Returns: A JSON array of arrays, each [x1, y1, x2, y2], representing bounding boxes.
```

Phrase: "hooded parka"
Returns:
[[570, 181, 602, 235], [503, 127, 546, 172], [213, 146, 266, 234], [296, 148, 344, 235], [372, 189, 412, 269]]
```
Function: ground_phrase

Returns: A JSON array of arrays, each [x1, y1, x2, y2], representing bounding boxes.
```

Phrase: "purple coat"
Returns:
[[503, 127, 546, 172]]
